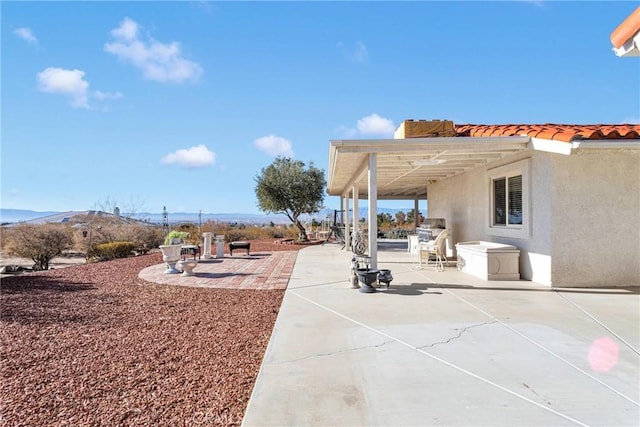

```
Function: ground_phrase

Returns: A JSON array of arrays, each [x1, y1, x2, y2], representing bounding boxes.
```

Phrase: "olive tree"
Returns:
[[5, 224, 74, 270], [255, 157, 326, 241]]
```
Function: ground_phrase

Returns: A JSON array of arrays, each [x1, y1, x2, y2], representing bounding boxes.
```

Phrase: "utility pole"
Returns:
[[198, 210, 202, 233]]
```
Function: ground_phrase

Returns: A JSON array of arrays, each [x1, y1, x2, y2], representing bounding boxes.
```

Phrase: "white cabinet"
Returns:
[[455, 241, 520, 281]]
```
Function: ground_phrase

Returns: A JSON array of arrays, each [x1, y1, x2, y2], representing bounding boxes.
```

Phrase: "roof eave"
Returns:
[[571, 139, 640, 149], [613, 31, 640, 57]]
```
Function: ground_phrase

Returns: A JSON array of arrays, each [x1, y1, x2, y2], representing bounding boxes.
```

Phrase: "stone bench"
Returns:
[[229, 241, 250, 256]]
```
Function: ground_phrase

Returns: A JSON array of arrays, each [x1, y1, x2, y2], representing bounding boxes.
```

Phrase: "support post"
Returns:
[[368, 154, 377, 269], [344, 193, 351, 250], [353, 185, 359, 233]]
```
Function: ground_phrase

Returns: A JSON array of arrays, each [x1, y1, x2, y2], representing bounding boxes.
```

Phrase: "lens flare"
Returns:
[[588, 336, 619, 372]]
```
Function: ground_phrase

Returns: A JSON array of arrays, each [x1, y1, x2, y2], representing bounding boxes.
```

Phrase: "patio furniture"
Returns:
[[229, 241, 250, 256], [328, 225, 346, 249], [418, 229, 449, 271], [180, 245, 201, 260]]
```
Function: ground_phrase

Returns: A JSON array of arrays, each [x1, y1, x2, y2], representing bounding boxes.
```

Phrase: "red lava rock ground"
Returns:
[[0, 240, 314, 426]]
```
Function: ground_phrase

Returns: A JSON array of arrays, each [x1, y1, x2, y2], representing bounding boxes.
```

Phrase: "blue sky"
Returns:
[[2, 1, 639, 215]]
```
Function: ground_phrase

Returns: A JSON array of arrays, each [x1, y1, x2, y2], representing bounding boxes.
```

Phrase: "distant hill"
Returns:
[[0, 209, 293, 226], [0, 209, 61, 224], [1, 207, 428, 226]]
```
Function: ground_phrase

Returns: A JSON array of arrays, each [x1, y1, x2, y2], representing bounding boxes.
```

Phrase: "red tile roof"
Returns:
[[455, 124, 640, 142], [611, 7, 640, 49]]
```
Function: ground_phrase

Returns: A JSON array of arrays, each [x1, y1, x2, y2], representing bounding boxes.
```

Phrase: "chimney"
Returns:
[[394, 119, 456, 138]]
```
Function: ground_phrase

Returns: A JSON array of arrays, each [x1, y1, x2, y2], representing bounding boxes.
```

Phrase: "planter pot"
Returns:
[[177, 259, 198, 276], [159, 244, 182, 274], [377, 269, 393, 289], [356, 268, 379, 293]]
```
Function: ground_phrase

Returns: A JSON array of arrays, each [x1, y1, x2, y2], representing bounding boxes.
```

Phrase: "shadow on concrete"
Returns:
[[192, 272, 252, 279], [379, 285, 444, 296]]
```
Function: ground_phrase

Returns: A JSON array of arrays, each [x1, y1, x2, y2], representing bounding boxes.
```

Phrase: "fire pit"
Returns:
[[356, 268, 379, 293]]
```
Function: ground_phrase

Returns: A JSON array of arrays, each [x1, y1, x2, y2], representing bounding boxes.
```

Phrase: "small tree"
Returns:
[[406, 209, 424, 225], [5, 224, 74, 270], [377, 212, 394, 227], [255, 157, 326, 241]]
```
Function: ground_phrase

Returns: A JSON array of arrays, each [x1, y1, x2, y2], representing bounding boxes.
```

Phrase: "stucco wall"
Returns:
[[427, 151, 553, 284], [550, 149, 640, 287], [427, 148, 640, 287]]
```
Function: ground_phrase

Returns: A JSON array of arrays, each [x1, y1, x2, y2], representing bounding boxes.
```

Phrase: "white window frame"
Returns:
[[486, 159, 531, 239]]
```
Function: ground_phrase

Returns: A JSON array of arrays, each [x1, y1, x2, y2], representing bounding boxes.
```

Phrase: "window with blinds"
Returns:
[[492, 174, 522, 226], [487, 159, 530, 239], [508, 175, 522, 225]]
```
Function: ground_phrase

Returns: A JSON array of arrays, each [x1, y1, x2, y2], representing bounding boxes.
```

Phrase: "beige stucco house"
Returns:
[[327, 120, 640, 287]]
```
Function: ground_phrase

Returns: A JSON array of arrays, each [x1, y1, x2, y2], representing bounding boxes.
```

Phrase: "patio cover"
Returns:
[[327, 136, 530, 268], [327, 136, 530, 200]]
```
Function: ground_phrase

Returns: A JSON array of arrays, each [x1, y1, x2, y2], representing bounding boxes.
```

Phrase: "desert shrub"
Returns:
[[88, 241, 136, 262], [4, 224, 74, 270], [117, 224, 164, 249], [74, 223, 164, 253], [225, 228, 250, 243], [173, 224, 200, 244], [137, 226, 164, 249], [200, 220, 298, 242], [386, 228, 409, 239]]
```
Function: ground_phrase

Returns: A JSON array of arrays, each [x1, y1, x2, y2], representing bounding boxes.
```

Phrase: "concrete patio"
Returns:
[[242, 241, 640, 426]]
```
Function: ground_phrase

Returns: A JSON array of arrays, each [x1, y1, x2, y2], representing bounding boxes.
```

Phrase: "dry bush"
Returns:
[[173, 223, 200, 245], [74, 222, 163, 254], [3, 224, 74, 270], [200, 221, 298, 242], [87, 241, 136, 262]]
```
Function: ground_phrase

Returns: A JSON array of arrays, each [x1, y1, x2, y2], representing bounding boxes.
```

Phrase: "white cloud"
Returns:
[[161, 144, 216, 168], [36, 67, 90, 108], [105, 17, 203, 83], [337, 113, 396, 139], [111, 17, 138, 41], [357, 113, 396, 136], [14, 27, 38, 44], [93, 91, 124, 100], [337, 41, 368, 63], [254, 135, 295, 158]]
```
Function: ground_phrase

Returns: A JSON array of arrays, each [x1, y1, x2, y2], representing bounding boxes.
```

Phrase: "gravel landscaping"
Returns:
[[1, 240, 310, 426]]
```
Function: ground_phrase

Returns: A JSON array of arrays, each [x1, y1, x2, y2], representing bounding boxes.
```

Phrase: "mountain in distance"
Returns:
[[0, 209, 62, 224], [1, 207, 427, 225], [0, 208, 292, 225]]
